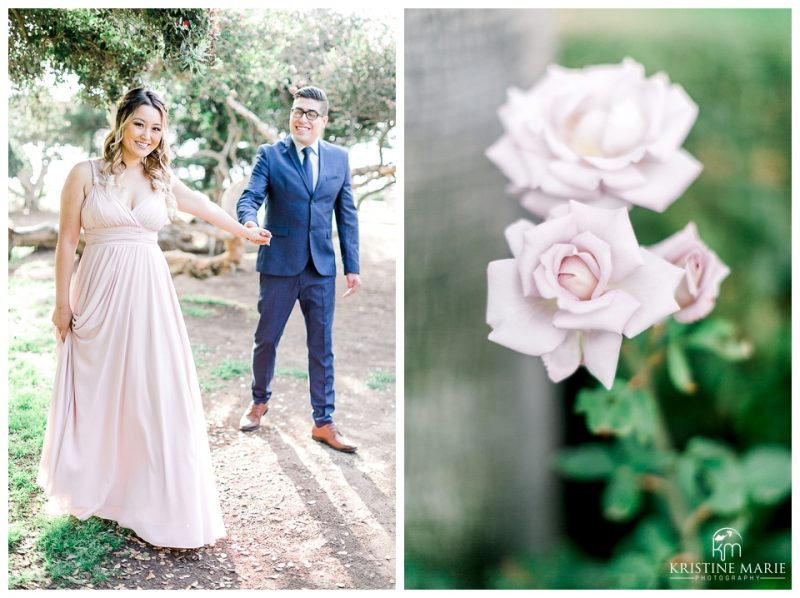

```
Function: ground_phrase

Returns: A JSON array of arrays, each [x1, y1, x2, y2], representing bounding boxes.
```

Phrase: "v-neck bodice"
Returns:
[[81, 160, 169, 234]]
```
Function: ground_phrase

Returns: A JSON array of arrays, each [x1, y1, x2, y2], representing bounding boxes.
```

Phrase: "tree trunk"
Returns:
[[404, 9, 559, 573]]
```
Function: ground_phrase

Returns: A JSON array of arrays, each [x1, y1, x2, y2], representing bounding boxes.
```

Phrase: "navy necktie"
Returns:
[[302, 146, 314, 190]]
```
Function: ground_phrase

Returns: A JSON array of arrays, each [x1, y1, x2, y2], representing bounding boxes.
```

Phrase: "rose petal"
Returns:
[[504, 219, 536, 260], [649, 222, 700, 263], [544, 125, 580, 163], [646, 83, 699, 161], [486, 136, 532, 189], [487, 259, 566, 355], [539, 167, 600, 200], [565, 107, 606, 157], [541, 331, 581, 383], [601, 98, 646, 157], [582, 148, 646, 171], [675, 251, 730, 323], [599, 165, 647, 190], [568, 201, 644, 282], [620, 249, 684, 337], [616, 150, 703, 212], [553, 289, 641, 335], [636, 75, 668, 141], [520, 190, 571, 219], [535, 244, 582, 301], [518, 214, 578, 297], [582, 330, 623, 390], [570, 230, 612, 298], [548, 160, 602, 192]]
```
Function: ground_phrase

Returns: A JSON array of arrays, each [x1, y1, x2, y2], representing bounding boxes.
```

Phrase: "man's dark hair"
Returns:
[[294, 86, 328, 115]]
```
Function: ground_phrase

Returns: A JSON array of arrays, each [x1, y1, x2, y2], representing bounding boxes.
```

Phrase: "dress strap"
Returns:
[[88, 159, 99, 184]]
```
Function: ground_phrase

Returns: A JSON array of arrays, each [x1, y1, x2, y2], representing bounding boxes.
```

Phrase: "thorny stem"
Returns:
[[623, 325, 704, 588]]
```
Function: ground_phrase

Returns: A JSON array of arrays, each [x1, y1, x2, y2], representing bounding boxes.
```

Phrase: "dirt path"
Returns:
[[14, 200, 397, 590]]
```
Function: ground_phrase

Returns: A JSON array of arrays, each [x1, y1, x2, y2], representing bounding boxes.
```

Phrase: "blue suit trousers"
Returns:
[[251, 261, 336, 426]]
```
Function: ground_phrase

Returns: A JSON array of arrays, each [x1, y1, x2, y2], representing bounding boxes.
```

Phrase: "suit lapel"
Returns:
[[284, 137, 313, 195]]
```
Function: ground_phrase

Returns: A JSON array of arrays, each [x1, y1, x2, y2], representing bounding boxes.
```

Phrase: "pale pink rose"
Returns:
[[486, 201, 684, 389], [486, 58, 703, 218], [649, 222, 730, 323]]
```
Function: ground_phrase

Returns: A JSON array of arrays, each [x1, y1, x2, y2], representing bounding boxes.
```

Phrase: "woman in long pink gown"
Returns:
[[37, 88, 270, 548]]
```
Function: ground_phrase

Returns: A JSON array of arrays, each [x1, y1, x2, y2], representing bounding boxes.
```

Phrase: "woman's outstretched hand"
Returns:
[[243, 223, 272, 245]]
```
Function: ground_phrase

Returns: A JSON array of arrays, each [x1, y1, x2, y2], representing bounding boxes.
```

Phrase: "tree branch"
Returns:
[[225, 93, 279, 143]]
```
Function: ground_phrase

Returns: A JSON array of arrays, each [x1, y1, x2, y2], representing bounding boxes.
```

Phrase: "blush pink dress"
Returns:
[[37, 160, 226, 548]]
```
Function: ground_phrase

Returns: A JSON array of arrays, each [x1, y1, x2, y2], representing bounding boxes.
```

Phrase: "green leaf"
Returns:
[[618, 437, 674, 474], [684, 437, 745, 516], [628, 518, 678, 563], [684, 318, 752, 362], [666, 340, 696, 394], [603, 466, 642, 522], [610, 552, 659, 589], [556, 444, 615, 480], [706, 458, 746, 515], [742, 445, 791, 505], [686, 437, 737, 461], [575, 383, 657, 443]]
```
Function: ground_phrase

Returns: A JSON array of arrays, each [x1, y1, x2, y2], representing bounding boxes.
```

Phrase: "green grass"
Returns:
[[8, 523, 25, 550], [180, 303, 212, 318], [192, 343, 216, 355], [209, 359, 250, 381], [181, 295, 240, 308], [8, 266, 126, 588], [276, 366, 308, 380], [366, 371, 395, 390], [180, 295, 242, 318], [200, 379, 226, 393], [37, 517, 127, 583]]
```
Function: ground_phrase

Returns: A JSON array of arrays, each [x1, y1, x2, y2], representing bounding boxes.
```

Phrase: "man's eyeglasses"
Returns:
[[291, 107, 322, 122]]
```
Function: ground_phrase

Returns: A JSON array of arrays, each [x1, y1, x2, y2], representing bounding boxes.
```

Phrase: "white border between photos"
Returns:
[[3, 1, 798, 596]]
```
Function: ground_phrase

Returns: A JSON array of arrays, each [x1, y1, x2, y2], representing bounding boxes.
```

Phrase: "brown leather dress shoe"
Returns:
[[311, 422, 357, 453], [239, 401, 269, 431]]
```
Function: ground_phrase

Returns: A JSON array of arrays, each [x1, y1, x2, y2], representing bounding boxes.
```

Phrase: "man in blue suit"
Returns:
[[236, 86, 361, 452]]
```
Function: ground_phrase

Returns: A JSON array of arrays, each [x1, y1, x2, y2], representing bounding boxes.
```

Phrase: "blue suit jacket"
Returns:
[[237, 137, 360, 277]]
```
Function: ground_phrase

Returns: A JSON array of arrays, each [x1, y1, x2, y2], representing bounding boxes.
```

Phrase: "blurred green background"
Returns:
[[405, 8, 790, 589]]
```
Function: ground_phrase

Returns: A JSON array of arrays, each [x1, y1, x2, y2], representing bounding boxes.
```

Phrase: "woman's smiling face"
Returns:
[[121, 105, 164, 161]]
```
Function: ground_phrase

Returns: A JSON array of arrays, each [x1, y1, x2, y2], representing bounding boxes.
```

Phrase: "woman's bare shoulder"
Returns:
[[67, 159, 97, 182], [62, 160, 98, 200]]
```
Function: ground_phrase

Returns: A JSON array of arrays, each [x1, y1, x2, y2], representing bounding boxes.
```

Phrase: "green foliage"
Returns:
[[8, 9, 395, 210], [683, 319, 752, 362], [405, 559, 459, 589], [210, 359, 250, 380], [9, 8, 218, 105], [181, 294, 239, 308], [575, 382, 656, 442], [180, 303, 211, 318], [181, 295, 241, 318], [37, 517, 125, 582], [602, 466, 643, 522], [366, 371, 396, 390], [8, 523, 25, 550], [276, 367, 309, 380], [168, 9, 396, 198], [741, 446, 791, 506], [556, 444, 615, 480], [665, 340, 695, 395]]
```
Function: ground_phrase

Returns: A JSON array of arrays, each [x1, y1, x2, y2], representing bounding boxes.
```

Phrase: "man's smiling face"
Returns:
[[290, 97, 328, 147]]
